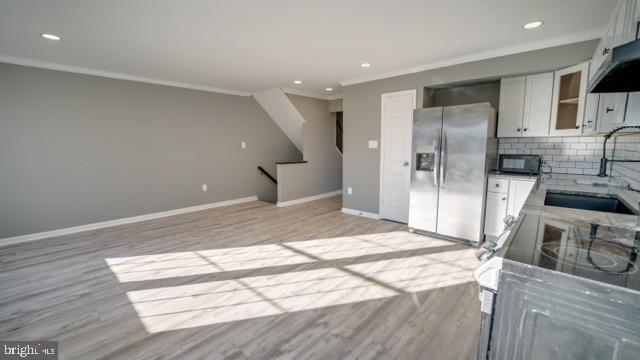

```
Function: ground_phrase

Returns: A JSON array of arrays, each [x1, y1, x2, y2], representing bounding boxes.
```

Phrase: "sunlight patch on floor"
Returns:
[[106, 232, 451, 282], [123, 247, 477, 333]]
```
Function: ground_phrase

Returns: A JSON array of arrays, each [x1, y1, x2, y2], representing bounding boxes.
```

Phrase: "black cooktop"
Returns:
[[503, 214, 640, 291]]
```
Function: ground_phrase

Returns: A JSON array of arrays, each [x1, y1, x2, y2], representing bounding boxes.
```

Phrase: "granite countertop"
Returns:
[[520, 174, 640, 231]]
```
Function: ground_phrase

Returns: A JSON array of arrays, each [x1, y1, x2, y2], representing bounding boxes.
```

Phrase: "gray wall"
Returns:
[[0, 62, 301, 238], [276, 95, 342, 203], [342, 40, 599, 214]]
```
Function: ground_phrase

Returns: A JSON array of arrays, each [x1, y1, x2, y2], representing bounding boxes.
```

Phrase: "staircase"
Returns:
[[253, 88, 305, 153]]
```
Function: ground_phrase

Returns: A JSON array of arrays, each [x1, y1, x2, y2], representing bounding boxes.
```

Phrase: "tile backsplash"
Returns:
[[498, 135, 640, 189], [498, 136, 609, 176], [610, 135, 640, 190]]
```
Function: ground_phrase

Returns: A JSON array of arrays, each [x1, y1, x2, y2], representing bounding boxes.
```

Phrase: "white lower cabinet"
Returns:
[[484, 191, 508, 236], [507, 179, 536, 217], [484, 176, 536, 237]]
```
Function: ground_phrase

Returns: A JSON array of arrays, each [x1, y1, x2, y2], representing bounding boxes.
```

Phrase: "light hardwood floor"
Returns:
[[0, 196, 481, 360]]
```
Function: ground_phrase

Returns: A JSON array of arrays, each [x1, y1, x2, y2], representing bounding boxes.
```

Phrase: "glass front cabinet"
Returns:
[[549, 62, 589, 136]]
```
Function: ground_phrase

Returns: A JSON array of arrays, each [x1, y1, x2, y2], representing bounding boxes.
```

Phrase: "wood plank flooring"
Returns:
[[0, 196, 481, 359]]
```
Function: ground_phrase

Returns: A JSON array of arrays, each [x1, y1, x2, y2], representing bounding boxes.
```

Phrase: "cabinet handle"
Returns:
[[603, 47, 610, 55], [575, 125, 580, 129], [516, 128, 521, 132], [523, 128, 528, 132], [495, 183, 500, 187], [606, 107, 614, 113], [587, 120, 593, 123], [502, 197, 507, 201]]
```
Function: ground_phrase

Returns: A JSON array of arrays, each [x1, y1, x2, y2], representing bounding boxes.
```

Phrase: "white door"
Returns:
[[497, 77, 526, 137], [507, 179, 535, 217], [380, 90, 416, 223], [522, 72, 553, 137], [484, 191, 508, 236]]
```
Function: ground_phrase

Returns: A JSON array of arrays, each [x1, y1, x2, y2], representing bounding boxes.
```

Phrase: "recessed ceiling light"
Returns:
[[360, 62, 371, 68], [41, 33, 62, 40], [325, 87, 333, 91], [524, 21, 543, 30], [293, 80, 302, 84]]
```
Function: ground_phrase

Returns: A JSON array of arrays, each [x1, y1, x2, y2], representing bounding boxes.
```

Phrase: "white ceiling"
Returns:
[[0, 0, 616, 98]]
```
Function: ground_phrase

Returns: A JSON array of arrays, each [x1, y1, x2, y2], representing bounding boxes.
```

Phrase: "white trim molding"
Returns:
[[0, 55, 252, 97], [341, 208, 381, 220], [277, 190, 343, 207], [339, 28, 604, 86], [0, 196, 259, 248], [281, 87, 343, 101]]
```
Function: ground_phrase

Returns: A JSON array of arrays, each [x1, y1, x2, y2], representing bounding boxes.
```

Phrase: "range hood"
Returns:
[[589, 38, 640, 93]]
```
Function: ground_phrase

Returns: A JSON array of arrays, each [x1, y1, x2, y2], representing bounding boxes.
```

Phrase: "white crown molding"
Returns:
[[339, 28, 605, 87], [277, 190, 342, 207], [281, 87, 343, 101], [341, 208, 381, 220], [0, 196, 258, 248], [0, 54, 252, 96]]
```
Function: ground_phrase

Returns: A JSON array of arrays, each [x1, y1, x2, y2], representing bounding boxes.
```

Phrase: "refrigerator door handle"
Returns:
[[440, 133, 447, 185], [433, 137, 440, 186]]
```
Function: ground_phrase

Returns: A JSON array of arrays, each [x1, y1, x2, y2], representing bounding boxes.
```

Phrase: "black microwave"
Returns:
[[497, 154, 541, 175]]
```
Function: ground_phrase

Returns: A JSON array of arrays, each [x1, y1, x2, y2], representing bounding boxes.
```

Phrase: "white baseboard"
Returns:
[[277, 190, 343, 207], [0, 196, 259, 247], [341, 208, 381, 219]]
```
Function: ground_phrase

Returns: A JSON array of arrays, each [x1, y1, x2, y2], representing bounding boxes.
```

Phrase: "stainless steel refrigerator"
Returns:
[[409, 103, 497, 245]]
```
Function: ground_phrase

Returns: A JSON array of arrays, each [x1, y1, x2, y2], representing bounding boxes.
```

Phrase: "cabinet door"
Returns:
[[582, 94, 599, 134], [612, 0, 638, 47], [484, 191, 508, 236], [507, 179, 535, 217], [549, 62, 589, 136], [498, 77, 526, 137], [625, 92, 640, 126], [522, 72, 553, 137], [597, 93, 629, 132]]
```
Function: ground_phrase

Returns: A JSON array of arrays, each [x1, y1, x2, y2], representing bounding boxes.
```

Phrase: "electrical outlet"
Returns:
[[241, 141, 246, 149], [202, 184, 208, 192], [368, 140, 378, 149], [347, 187, 353, 195]]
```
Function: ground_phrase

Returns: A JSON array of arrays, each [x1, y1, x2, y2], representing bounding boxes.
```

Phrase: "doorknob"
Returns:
[[403, 161, 409, 166]]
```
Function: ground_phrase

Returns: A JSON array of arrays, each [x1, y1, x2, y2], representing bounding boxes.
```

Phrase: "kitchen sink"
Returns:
[[544, 191, 637, 215]]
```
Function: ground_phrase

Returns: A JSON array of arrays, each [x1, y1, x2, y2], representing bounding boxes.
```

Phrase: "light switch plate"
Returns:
[[241, 141, 246, 149], [368, 140, 378, 149], [347, 187, 353, 195], [202, 184, 208, 192]]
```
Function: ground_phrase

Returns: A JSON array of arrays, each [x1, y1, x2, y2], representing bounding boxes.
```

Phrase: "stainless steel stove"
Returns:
[[475, 214, 640, 360]]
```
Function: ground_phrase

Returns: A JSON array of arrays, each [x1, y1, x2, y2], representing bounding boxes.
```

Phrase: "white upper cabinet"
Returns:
[[613, 0, 638, 46], [549, 62, 589, 136], [590, 25, 614, 81], [498, 73, 553, 138], [522, 72, 553, 137], [625, 93, 640, 126], [582, 93, 600, 134], [497, 77, 526, 137], [591, 0, 638, 80], [597, 93, 629, 132]]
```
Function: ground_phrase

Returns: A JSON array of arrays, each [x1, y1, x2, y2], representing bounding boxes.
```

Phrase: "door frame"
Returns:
[[379, 89, 417, 221]]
